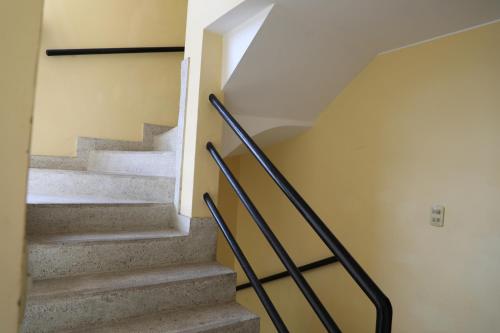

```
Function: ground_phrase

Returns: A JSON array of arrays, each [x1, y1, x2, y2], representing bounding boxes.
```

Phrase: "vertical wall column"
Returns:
[[0, 0, 43, 331], [179, 0, 244, 218]]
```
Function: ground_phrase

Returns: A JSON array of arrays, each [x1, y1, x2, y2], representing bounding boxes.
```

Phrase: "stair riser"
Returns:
[[27, 204, 176, 234], [29, 221, 217, 280], [28, 169, 174, 203], [23, 274, 235, 333], [87, 151, 176, 177], [201, 319, 260, 333], [153, 128, 178, 151]]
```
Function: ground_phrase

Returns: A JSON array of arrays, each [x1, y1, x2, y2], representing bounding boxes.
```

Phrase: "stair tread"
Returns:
[[67, 302, 257, 333], [28, 229, 185, 244], [91, 150, 175, 155], [27, 202, 172, 207], [27, 194, 165, 204], [29, 168, 172, 179], [30, 262, 233, 299]]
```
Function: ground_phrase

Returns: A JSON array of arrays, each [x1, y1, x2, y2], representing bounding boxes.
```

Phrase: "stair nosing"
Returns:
[[90, 150, 175, 155], [28, 229, 187, 245], [63, 302, 257, 333], [28, 263, 234, 300], [29, 168, 174, 180], [27, 202, 174, 207]]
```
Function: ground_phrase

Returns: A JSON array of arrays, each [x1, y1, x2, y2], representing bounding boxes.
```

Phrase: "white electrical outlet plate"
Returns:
[[430, 205, 445, 227]]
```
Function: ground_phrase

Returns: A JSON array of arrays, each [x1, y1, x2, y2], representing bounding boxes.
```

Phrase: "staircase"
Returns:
[[22, 125, 259, 332]]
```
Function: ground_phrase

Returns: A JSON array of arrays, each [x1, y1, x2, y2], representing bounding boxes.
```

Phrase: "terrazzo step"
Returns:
[[87, 150, 176, 177], [23, 263, 236, 333], [28, 218, 217, 279], [154, 127, 178, 151], [28, 168, 174, 203], [68, 302, 259, 333], [30, 124, 171, 171], [27, 203, 176, 234]]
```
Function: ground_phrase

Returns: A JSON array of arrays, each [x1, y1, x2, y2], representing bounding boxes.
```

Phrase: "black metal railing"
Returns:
[[204, 194, 288, 332], [205, 94, 392, 333], [237, 256, 338, 291], [206, 142, 340, 332], [46, 46, 184, 56]]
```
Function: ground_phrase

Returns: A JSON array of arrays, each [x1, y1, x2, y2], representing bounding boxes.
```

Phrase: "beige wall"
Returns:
[[218, 22, 500, 332], [216, 156, 240, 268], [31, 0, 187, 156], [180, 0, 244, 217], [0, 1, 43, 332]]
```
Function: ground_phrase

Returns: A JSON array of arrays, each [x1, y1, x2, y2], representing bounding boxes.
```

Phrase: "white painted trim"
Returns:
[[175, 58, 189, 214], [379, 18, 500, 56]]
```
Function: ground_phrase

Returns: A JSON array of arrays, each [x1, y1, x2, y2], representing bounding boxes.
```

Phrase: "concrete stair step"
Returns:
[[28, 218, 217, 280], [28, 168, 174, 203], [88, 150, 176, 177], [30, 124, 172, 171], [23, 263, 237, 333], [68, 302, 259, 333], [154, 127, 178, 151], [29, 229, 185, 244], [27, 203, 176, 234]]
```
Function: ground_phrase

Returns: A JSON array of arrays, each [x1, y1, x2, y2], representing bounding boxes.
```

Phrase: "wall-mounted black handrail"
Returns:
[[46, 46, 184, 56], [206, 142, 340, 333], [237, 256, 338, 291], [208, 93, 392, 333], [203, 193, 289, 333]]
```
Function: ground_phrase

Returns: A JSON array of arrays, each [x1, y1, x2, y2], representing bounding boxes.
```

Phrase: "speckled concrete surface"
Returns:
[[28, 169, 174, 203], [153, 127, 178, 152], [27, 203, 176, 234], [30, 155, 87, 171], [30, 124, 172, 170], [66, 302, 259, 333], [26, 194, 156, 204], [28, 218, 217, 279], [23, 263, 236, 333], [88, 150, 176, 177]]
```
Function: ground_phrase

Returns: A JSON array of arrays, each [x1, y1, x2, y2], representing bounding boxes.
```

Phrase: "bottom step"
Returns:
[[68, 302, 259, 333]]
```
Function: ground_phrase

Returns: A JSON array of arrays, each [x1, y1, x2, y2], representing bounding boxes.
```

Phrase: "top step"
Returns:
[[87, 150, 175, 177], [30, 124, 176, 171]]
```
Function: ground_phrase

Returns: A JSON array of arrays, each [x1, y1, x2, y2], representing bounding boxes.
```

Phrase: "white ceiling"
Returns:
[[209, 0, 500, 155], [222, 0, 500, 121]]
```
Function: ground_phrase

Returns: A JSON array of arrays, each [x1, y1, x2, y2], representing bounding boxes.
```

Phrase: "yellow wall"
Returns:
[[216, 156, 240, 268], [31, 0, 187, 156], [180, 0, 244, 217], [218, 22, 500, 332], [0, 0, 43, 332]]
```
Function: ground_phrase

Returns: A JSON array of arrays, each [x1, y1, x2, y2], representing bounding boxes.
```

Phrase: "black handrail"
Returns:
[[204, 193, 289, 333], [237, 256, 338, 291], [208, 93, 392, 333], [207, 142, 340, 333], [46, 46, 184, 56]]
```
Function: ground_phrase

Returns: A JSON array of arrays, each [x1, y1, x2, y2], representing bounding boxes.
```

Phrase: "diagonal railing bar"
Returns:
[[208, 93, 392, 333], [203, 193, 289, 333], [206, 142, 341, 333]]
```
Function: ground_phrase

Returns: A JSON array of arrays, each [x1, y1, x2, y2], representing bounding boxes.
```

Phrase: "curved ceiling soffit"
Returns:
[[221, 114, 312, 156], [211, 0, 500, 154]]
